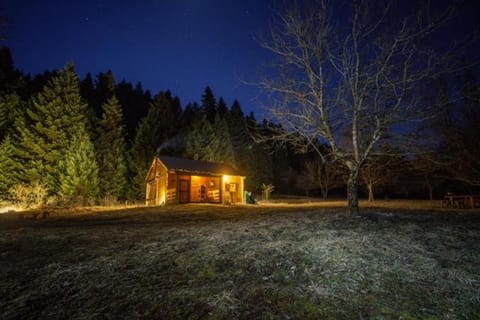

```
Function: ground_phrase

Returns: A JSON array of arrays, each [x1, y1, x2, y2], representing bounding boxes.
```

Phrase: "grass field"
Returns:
[[1, 201, 480, 319]]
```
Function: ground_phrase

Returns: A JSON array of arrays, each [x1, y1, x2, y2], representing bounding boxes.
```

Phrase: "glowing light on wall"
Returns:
[[159, 191, 166, 206]]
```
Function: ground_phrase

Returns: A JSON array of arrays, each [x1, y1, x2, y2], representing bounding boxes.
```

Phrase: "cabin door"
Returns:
[[179, 179, 190, 203]]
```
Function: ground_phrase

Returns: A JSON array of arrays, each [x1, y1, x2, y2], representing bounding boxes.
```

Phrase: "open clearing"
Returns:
[[1, 201, 480, 319]]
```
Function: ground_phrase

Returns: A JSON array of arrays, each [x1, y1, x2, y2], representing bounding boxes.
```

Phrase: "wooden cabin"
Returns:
[[145, 156, 245, 205]]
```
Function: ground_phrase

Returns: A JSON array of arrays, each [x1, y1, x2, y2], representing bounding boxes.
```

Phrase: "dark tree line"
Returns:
[[0, 47, 283, 205], [0, 45, 478, 207]]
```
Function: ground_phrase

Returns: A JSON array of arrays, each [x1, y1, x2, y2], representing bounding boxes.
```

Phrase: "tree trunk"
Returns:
[[424, 175, 433, 201], [367, 183, 374, 202], [347, 169, 360, 216], [321, 185, 328, 200]]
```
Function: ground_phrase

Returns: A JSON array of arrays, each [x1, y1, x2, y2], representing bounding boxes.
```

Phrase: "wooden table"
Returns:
[[442, 195, 479, 209]]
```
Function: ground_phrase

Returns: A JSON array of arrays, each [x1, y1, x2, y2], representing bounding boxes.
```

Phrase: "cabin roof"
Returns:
[[157, 156, 243, 176]]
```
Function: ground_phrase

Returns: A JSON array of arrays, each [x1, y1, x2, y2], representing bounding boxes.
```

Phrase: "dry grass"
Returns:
[[1, 201, 479, 319]]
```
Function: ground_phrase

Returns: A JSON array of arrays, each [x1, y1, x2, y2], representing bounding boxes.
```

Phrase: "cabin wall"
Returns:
[[146, 180, 156, 206], [190, 176, 221, 203], [222, 175, 245, 204], [145, 158, 168, 206], [146, 158, 159, 206], [167, 171, 177, 204], [155, 164, 168, 205]]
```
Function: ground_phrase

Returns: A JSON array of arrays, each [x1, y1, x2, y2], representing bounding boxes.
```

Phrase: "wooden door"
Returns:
[[179, 179, 190, 203]]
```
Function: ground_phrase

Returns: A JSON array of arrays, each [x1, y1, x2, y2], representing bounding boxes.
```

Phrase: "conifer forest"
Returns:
[[0, 51, 272, 205], [0, 42, 480, 207]]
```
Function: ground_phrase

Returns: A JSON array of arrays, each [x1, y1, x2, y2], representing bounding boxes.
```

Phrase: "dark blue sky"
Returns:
[[3, 0, 273, 115], [3, 0, 479, 118]]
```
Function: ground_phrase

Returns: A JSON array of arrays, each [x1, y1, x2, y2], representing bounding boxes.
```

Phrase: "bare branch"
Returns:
[[255, 0, 475, 214]]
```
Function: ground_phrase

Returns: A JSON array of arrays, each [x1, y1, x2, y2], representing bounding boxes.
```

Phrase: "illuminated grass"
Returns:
[[1, 203, 479, 319]]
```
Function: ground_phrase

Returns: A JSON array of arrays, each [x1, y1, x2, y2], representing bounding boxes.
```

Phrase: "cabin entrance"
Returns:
[[179, 179, 190, 203], [190, 176, 221, 203]]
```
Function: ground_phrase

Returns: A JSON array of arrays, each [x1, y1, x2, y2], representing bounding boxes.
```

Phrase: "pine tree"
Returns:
[[224, 100, 273, 190], [213, 114, 235, 164], [128, 92, 178, 199], [181, 102, 201, 128], [116, 80, 152, 140], [0, 96, 25, 196], [21, 70, 53, 100], [16, 63, 88, 193], [80, 72, 95, 105], [0, 47, 15, 92], [0, 135, 22, 197], [58, 130, 99, 204], [0, 92, 20, 140], [94, 70, 116, 117], [201, 86, 217, 123], [217, 97, 228, 119], [247, 142, 274, 191], [95, 95, 127, 200], [0, 47, 24, 93], [155, 91, 182, 141], [244, 112, 274, 191], [184, 114, 235, 164], [226, 99, 249, 164], [185, 114, 218, 161], [80, 72, 97, 135]]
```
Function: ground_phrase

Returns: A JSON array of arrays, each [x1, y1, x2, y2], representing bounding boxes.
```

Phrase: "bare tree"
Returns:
[[256, 0, 466, 215], [361, 152, 404, 202], [295, 161, 317, 198], [318, 159, 346, 200], [445, 70, 480, 187], [295, 159, 344, 199], [410, 153, 446, 200], [417, 68, 480, 189]]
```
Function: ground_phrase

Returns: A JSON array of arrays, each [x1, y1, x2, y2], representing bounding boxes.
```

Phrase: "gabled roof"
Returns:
[[158, 156, 243, 176]]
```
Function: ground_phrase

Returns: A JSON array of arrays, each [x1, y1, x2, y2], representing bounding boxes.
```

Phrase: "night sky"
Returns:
[[3, 1, 480, 117], [2, 0, 273, 115]]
